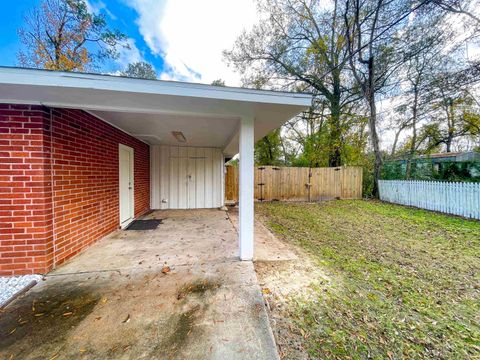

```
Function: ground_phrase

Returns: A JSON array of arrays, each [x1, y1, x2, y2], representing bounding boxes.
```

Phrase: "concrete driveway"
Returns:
[[0, 209, 279, 360]]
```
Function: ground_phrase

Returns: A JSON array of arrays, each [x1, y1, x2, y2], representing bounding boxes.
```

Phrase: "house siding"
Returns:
[[150, 145, 225, 210], [0, 104, 150, 275]]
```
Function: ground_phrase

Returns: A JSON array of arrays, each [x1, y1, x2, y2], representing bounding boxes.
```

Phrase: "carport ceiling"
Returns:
[[90, 110, 238, 147], [0, 67, 312, 156]]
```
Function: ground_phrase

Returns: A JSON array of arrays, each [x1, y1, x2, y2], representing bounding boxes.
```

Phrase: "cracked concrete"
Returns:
[[0, 209, 279, 360]]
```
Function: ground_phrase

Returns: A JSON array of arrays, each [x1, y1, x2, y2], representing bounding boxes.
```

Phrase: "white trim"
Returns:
[[239, 116, 255, 261], [0, 67, 312, 106], [0, 100, 243, 119], [119, 144, 135, 229]]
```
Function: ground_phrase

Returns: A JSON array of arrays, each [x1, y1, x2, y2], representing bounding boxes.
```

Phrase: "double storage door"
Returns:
[[168, 147, 222, 209]]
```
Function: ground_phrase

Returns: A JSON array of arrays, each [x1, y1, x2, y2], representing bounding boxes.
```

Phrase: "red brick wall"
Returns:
[[50, 109, 150, 266], [0, 105, 150, 275], [0, 105, 54, 275]]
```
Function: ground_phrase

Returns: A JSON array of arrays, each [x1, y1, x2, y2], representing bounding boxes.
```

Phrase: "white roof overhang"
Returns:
[[0, 67, 311, 157]]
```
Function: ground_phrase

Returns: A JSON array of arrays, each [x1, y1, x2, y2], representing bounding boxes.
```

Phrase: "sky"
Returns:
[[0, 0, 260, 86]]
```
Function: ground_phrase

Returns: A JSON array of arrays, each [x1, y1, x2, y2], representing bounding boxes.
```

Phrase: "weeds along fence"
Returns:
[[225, 165, 363, 202], [379, 180, 480, 220]]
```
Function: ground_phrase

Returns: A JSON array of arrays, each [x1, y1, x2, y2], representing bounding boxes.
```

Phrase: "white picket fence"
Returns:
[[378, 180, 480, 220]]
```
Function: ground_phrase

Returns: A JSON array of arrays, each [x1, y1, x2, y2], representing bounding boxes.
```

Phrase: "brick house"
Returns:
[[0, 67, 310, 276]]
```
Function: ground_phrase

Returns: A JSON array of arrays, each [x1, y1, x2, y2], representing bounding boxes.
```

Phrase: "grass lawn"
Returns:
[[256, 200, 480, 359]]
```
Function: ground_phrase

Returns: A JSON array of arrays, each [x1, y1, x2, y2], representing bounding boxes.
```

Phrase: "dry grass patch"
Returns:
[[257, 200, 480, 359]]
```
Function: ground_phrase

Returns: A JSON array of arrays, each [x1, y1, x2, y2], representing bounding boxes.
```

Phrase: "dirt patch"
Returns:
[[176, 279, 221, 300], [153, 278, 222, 358], [0, 281, 100, 358], [157, 305, 202, 356], [255, 256, 332, 360]]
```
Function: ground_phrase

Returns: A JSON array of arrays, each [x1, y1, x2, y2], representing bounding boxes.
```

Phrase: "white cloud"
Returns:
[[126, 0, 259, 85], [85, 0, 117, 20], [116, 38, 144, 68]]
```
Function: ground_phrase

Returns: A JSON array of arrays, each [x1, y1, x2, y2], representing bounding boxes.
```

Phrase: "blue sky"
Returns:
[[0, 0, 165, 75], [0, 0, 258, 85]]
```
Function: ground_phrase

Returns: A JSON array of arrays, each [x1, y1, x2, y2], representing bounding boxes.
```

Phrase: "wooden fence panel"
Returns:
[[254, 166, 263, 200], [342, 166, 363, 199], [225, 165, 363, 202], [310, 167, 340, 200], [225, 165, 238, 202]]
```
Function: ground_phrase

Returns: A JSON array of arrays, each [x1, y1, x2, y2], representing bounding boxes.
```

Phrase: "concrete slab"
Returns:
[[227, 207, 298, 262], [0, 209, 279, 360]]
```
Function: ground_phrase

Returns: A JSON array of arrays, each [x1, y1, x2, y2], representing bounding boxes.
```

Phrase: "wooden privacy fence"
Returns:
[[225, 165, 363, 202], [379, 180, 480, 219]]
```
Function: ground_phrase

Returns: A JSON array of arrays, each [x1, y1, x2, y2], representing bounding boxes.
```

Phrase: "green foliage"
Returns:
[[121, 62, 157, 80], [211, 79, 226, 86], [290, 130, 330, 167], [255, 128, 284, 166], [382, 160, 480, 182]]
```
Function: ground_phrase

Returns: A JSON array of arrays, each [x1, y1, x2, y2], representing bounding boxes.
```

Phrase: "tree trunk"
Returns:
[[406, 84, 419, 179], [445, 100, 454, 152], [328, 101, 342, 167], [368, 93, 382, 198], [391, 128, 401, 157], [366, 58, 382, 198], [328, 69, 343, 167]]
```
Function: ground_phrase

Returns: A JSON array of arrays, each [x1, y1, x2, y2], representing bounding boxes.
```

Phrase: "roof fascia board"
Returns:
[[0, 98, 247, 119], [0, 67, 312, 107]]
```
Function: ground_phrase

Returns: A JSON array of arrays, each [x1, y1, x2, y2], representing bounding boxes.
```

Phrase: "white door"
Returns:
[[187, 157, 197, 208], [119, 144, 134, 228], [186, 157, 206, 209]]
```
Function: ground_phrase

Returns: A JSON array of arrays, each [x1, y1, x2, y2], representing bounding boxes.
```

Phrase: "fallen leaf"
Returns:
[[262, 288, 271, 295]]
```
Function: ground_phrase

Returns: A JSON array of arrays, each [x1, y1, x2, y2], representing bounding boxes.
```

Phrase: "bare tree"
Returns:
[[342, 0, 430, 195], [225, 0, 359, 167], [430, 0, 480, 24], [400, 17, 448, 178]]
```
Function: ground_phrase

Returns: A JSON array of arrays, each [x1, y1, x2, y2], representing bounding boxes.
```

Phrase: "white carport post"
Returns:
[[239, 115, 254, 260]]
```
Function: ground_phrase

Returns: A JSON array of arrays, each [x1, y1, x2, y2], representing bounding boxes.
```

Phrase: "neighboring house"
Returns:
[[0, 67, 311, 276], [384, 151, 480, 180], [394, 151, 480, 164]]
